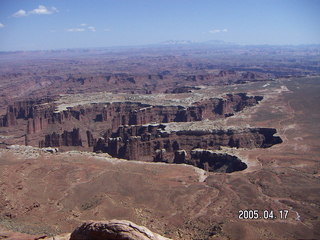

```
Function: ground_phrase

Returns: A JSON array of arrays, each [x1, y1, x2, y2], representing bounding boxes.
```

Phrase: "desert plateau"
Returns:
[[0, 1, 320, 239], [0, 44, 319, 240]]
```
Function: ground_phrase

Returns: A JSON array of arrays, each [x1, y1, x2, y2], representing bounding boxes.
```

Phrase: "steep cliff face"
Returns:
[[86, 130, 96, 147], [94, 124, 282, 170], [0, 93, 263, 149], [0, 115, 7, 127], [39, 128, 82, 147], [195, 93, 263, 119], [88, 93, 262, 127], [0, 98, 55, 127], [174, 149, 248, 173]]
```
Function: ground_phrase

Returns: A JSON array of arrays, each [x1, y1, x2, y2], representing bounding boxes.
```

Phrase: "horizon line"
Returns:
[[1, 41, 320, 53]]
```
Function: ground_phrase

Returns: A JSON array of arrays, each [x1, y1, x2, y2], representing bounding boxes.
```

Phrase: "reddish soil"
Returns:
[[0, 48, 319, 240]]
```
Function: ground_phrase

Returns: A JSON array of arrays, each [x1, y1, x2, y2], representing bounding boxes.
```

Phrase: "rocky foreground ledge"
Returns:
[[70, 220, 171, 240], [0, 220, 171, 240]]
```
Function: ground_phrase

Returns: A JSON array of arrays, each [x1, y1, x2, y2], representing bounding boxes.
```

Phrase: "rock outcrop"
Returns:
[[70, 220, 171, 240], [0, 92, 280, 173], [186, 149, 247, 173], [0, 93, 263, 148], [93, 124, 282, 172], [39, 128, 82, 147], [0, 98, 55, 128], [0, 220, 170, 240]]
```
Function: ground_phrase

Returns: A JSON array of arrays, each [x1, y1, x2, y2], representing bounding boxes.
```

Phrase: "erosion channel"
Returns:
[[0, 93, 282, 173]]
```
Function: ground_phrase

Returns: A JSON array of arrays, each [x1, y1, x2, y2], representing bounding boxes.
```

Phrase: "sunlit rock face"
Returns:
[[70, 220, 172, 240]]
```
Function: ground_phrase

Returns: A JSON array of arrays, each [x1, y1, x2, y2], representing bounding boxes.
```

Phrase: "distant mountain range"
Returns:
[[1, 40, 319, 54], [159, 40, 236, 46]]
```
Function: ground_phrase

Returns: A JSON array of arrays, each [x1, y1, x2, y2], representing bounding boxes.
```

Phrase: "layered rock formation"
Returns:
[[94, 124, 282, 172], [0, 98, 55, 128], [177, 149, 248, 173], [0, 92, 282, 173], [39, 128, 82, 147], [0, 93, 263, 148]]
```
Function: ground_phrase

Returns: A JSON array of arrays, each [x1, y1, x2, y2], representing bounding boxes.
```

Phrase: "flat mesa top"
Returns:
[[53, 87, 223, 112], [53, 78, 290, 112]]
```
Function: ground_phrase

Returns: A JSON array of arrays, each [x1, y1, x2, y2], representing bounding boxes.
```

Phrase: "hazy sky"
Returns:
[[0, 0, 319, 51]]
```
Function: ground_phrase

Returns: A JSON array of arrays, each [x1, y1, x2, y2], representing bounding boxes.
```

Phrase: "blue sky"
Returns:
[[0, 0, 319, 51]]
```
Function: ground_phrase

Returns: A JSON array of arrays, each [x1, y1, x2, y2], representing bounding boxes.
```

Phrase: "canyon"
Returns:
[[0, 92, 282, 172], [0, 46, 319, 240]]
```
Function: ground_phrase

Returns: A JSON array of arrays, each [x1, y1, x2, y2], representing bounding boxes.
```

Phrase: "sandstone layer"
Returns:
[[0, 92, 264, 151]]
